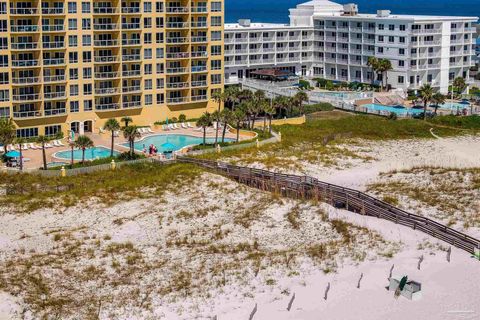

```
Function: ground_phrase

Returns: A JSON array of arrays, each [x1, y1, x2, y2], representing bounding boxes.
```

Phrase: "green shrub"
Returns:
[[303, 103, 335, 114], [298, 79, 312, 90]]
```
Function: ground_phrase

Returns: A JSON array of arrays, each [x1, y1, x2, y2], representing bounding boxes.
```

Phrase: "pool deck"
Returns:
[[4, 125, 247, 170]]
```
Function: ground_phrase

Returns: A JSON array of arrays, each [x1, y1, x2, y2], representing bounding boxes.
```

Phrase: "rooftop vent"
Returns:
[[238, 19, 251, 27], [377, 10, 391, 18], [342, 3, 358, 16]]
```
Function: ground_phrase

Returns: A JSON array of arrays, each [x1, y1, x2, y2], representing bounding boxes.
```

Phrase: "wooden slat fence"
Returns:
[[177, 156, 480, 255]]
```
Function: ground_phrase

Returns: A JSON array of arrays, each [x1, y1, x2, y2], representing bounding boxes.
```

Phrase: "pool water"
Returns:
[[125, 134, 234, 153], [436, 102, 470, 111], [361, 104, 424, 115], [54, 146, 118, 160], [312, 91, 373, 101], [47, 161, 67, 168]]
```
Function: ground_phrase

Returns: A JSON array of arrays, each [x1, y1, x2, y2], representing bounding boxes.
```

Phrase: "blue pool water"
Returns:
[[54, 146, 118, 160], [361, 104, 424, 115], [312, 91, 373, 101], [436, 102, 470, 111], [124, 134, 235, 153]]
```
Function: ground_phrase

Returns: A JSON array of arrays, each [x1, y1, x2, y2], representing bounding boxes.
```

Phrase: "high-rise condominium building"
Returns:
[[0, 0, 224, 138], [224, 0, 477, 94]]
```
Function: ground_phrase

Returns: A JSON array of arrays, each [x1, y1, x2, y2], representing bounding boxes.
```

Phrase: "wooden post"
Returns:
[[357, 273, 363, 289], [249, 303, 257, 320], [287, 293, 295, 311], [388, 264, 394, 280], [417, 255, 424, 270], [446, 246, 451, 262], [324, 282, 330, 300]]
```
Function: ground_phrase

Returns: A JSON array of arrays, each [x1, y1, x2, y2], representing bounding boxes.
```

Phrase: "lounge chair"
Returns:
[[57, 140, 65, 146], [45, 143, 53, 148], [139, 128, 145, 134], [29, 143, 38, 149], [162, 124, 168, 131], [171, 124, 177, 130], [181, 123, 188, 129], [22, 143, 29, 150], [113, 130, 120, 137], [147, 128, 154, 133], [187, 122, 193, 128], [172, 124, 178, 130]]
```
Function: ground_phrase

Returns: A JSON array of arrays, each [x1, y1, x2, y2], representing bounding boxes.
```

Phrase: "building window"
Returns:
[[144, 1, 152, 12], [211, 31, 222, 41], [0, 55, 7, 67], [398, 76, 404, 84], [68, 18, 77, 30], [145, 79, 152, 90], [156, 78, 164, 89], [16, 128, 38, 138], [83, 83, 92, 95], [81, 2, 90, 13], [389, 24, 395, 31], [144, 48, 152, 59], [211, 1, 222, 12], [68, 2, 76, 13], [84, 100, 92, 111], [82, 35, 91, 46], [68, 35, 78, 47], [145, 94, 152, 105], [70, 101, 79, 112], [0, 37, 7, 49], [0, 107, 10, 118], [156, 48, 164, 58], [211, 60, 221, 70], [398, 60, 405, 67], [69, 68, 78, 80], [82, 51, 92, 63], [211, 45, 221, 56], [156, 93, 164, 104], [0, 72, 8, 84], [211, 74, 221, 84], [0, 89, 9, 102], [400, 25, 406, 31], [70, 85, 79, 96], [144, 64, 152, 74], [82, 18, 91, 30], [211, 16, 221, 27], [45, 125, 61, 137], [69, 52, 78, 63], [83, 67, 92, 79]]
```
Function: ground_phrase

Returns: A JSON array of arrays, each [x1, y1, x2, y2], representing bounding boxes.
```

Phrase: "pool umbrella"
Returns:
[[5, 150, 21, 158], [160, 142, 176, 151]]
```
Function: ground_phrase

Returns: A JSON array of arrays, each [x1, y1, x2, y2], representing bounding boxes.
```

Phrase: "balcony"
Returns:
[[95, 103, 120, 111], [191, 36, 208, 43], [12, 60, 40, 67], [43, 58, 65, 66], [94, 55, 119, 63], [122, 101, 142, 109], [11, 25, 39, 32], [42, 25, 64, 32], [191, 22, 208, 28], [191, 7, 208, 13], [94, 71, 120, 79], [94, 23, 119, 30], [12, 76, 41, 84], [44, 91, 66, 100], [166, 22, 189, 28], [191, 80, 207, 87], [122, 70, 141, 77], [94, 7, 119, 14], [10, 8, 38, 15], [191, 51, 208, 58], [167, 96, 189, 104], [95, 87, 120, 95], [122, 39, 141, 46], [13, 110, 42, 119], [122, 23, 141, 30], [166, 82, 189, 89], [121, 7, 141, 14], [122, 86, 141, 93], [166, 52, 190, 59], [191, 95, 208, 102], [166, 37, 189, 44], [166, 7, 189, 13], [44, 74, 66, 83], [166, 67, 189, 74], [12, 93, 41, 102], [412, 28, 442, 34], [94, 39, 119, 47], [122, 54, 141, 61], [43, 41, 65, 49], [44, 108, 67, 116], [11, 42, 38, 50], [191, 66, 207, 73], [41, 8, 65, 15]]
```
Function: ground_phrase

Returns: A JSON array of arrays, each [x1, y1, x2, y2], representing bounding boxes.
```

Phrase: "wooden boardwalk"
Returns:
[[178, 157, 480, 256]]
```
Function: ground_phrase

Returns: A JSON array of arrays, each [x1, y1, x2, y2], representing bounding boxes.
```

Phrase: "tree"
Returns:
[[431, 92, 446, 115], [224, 86, 240, 110], [452, 77, 466, 96], [220, 109, 233, 143], [263, 102, 276, 134], [122, 125, 141, 157], [196, 112, 212, 145], [15, 137, 26, 171], [0, 118, 16, 154], [103, 118, 120, 157], [232, 108, 246, 142], [212, 90, 225, 147], [293, 91, 309, 115], [36, 135, 50, 170], [367, 57, 379, 86], [273, 96, 289, 118], [74, 135, 94, 164], [419, 84, 434, 120], [178, 114, 186, 123], [121, 116, 133, 128], [377, 59, 393, 91]]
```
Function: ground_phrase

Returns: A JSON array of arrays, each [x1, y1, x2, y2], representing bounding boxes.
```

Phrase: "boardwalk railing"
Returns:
[[177, 157, 480, 256]]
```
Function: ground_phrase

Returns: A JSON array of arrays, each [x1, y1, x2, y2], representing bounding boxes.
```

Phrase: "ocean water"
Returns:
[[225, 0, 480, 23]]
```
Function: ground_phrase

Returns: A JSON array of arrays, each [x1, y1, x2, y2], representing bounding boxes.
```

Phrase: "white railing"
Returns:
[[94, 23, 119, 30], [12, 60, 40, 67], [191, 51, 208, 58], [42, 8, 64, 14], [94, 7, 119, 14], [167, 96, 189, 104], [191, 95, 208, 101], [166, 22, 189, 28], [44, 75, 65, 82], [94, 40, 119, 46], [166, 67, 189, 74], [122, 86, 141, 93], [191, 80, 207, 87], [10, 8, 38, 14], [44, 108, 66, 116], [94, 71, 119, 78], [122, 70, 141, 77], [44, 91, 66, 99], [167, 82, 189, 89], [94, 56, 119, 63], [123, 101, 142, 108], [12, 77, 40, 84], [13, 93, 41, 101], [43, 41, 65, 49], [167, 52, 190, 59], [95, 103, 120, 111], [95, 87, 120, 95]]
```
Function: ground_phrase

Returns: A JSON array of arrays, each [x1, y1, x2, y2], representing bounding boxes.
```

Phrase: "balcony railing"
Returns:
[[122, 70, 141, 77], [122, 23, 141, 30], [94, 7, 119, 14], [121, 7, 141, 13], [166, 22, 189, 28], [42, 25, 64, 32], [95, 87, 120, 95], [43, 58, 65, 66], [166, 7, 189, 13], [44, 108, 66, 116], [12, 76, 41, 84], [167, 96, 189, 104], [166, 52, 190, 59], [122, 55, 141, 61], [95, 103, 120, 111], [11, 25, 39, 32], [122, 101, 142, 108], [94, 23, 119, 30], [44, 91, 66, 99], [13, 110, 42, 118], [44, 75, 66, 82], [42, 8, 65, 14], [10, 8, 38, 14], [12, 93, 41, 102], [191, 7, 207, 13], [94, 71, 120, 78], [94, 40, 119, 46], [11, 42, 38, 50], [166, 67, 189, 74], [94, 55, 119, 63], [43, 41, 65, 49], [412, 28, 442, 34], [12, 60, 40, 67], [122, 39, 141, 46], [191, 80, 207, 87], [122, 86, 141, 93], [166, 37, 189, 44], [191, 66, 207, 72], [191, 51, 208, 58], [191, 36, 208, 43], [191, 95, 208, 101], [167, 82, 189, 89]]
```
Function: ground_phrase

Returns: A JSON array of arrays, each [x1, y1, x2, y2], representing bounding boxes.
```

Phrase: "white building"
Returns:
[[224, 0, 478, 93]]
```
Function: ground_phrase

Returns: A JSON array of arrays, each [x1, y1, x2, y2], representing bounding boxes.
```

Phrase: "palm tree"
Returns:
[[36, 135, 50, 170], [452, 77, 466, 96], [122, 125, 141, 157], [211, 110, 221, 146], [224, 86, 240, 110], [212, 90, 225, 147], [232, 108, 246, 142], [103, 118, 120, 157], [74, 135, 94, 164], [378, 59, 393, 91], [196, 112, 212, 145], [69, 141, 75, 168], [367, 57, 379, 86], [273, 96, 289, 118], [431, 92, 446, 115], [121, 116, 133, 128], [221, 109, 233, 143], [15, 137, 26, 171], [419, 84, 434, 120], [263, 102, 276, 134], [293, 91, 309, 115], [0, 118, 16, 154]]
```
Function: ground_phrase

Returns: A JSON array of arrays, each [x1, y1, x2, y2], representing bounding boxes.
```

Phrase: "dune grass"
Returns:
[[0, 162, 202, 212]]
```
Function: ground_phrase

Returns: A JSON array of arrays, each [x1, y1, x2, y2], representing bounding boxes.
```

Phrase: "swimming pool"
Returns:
[[54, 146, 118, 160], [361, 104, 424, 115], [47, 161, 67, 168], [124, 134, 235, 153], [436, 102, 470, 111], [311, 91, 373, 101]]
